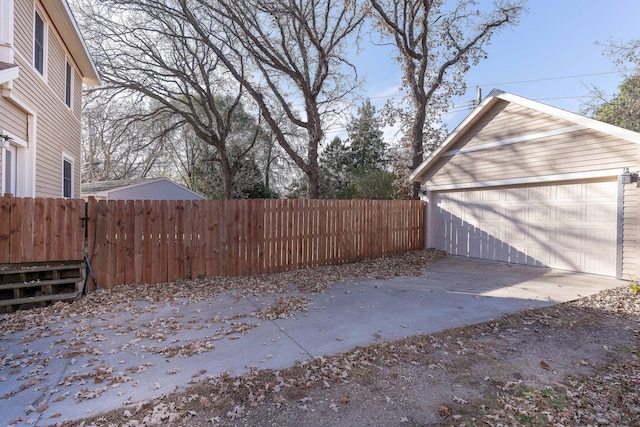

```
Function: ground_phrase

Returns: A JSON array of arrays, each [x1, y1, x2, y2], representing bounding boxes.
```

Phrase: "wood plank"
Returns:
[[219, 200, 230, 277], [266, 199, 276, 272], [158, 200, 169, 283], [52, 199, 66, 261], [285, 199, 294, 270], [124, 200, 135, 285], [104, 201, 116, 288], [42, 198, 54, 262], [76, 199, 86, 260], [238, 200, 248, 277], [93, 200, 107, 289], [209, 201, 221, 277], [85, 197, 98, 291], [133, 200, 144, 284], [9, 196, 23, 263], [182, 201, 193, 279], [21, 198, 34, 262], [166, 200, 176, 282], [149, 199, 160, 284], [175, 199, 184, 281], [317, 200, 326, 266], [0, 196, 11, 263], [142, 200, 152, 284], [251, 200, 262, 275], [190, 200, 201, 279], [114, 200, 126, 286]]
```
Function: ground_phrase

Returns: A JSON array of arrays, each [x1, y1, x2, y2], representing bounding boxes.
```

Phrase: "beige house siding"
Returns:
[[622, 184, 638, 279], [416, 91, 640, 279], [3, 0, 83, 198], [0, 96, 28, 140], [422, 109, 637, 187]]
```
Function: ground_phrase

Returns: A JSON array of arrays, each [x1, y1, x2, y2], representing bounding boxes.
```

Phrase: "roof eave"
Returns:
[[409, 91, 504, 182], [42, 0, 100, 86], [409, 89, 640, 183]]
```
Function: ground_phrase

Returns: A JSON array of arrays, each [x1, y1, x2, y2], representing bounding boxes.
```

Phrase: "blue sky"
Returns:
[[350, 0, 640, 141]]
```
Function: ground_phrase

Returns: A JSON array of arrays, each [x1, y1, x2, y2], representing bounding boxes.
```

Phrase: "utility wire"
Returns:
[[475, 71, 619, 88]]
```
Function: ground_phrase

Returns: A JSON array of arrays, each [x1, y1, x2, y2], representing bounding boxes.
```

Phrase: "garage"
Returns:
[[410, 90, 640, 279], [431, 180, 618, 276]]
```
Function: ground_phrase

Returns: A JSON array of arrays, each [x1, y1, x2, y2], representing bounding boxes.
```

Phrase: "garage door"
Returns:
[[431, 180, 618, 276]]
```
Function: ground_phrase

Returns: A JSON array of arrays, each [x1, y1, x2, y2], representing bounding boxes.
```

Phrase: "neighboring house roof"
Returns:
[[81, 178, 206, 201], [409, 89, 640, 182], [41, 0, 100, 85]]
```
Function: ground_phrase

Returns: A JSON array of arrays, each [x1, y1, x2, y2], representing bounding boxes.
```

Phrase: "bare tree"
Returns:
[[72, 0, 264, 199], [81, 91, 170, 182], [187, 0, 366, 198], [369, 0, 525, 195]]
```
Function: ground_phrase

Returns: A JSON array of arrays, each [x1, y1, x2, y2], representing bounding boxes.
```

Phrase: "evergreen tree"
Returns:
[[346, 99, 387, 173], [319, 136, 351, 198]]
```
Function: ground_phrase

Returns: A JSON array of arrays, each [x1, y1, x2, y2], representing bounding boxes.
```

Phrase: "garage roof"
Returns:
[[409, 89, 640, 182]]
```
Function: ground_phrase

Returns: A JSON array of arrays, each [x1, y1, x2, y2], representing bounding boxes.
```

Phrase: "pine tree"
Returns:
[[346, 99, 387, 173]]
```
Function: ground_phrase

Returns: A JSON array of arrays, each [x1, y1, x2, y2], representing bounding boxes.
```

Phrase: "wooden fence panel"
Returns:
[[0, 196, 425, 289]]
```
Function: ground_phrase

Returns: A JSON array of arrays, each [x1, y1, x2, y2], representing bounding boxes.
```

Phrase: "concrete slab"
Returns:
[[0, 256, 625, 426]]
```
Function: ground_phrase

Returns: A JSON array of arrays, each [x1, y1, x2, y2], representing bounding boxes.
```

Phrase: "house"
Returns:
[[410, 89, 640, 279], [81, 177, 206, 201], [0, 0, 99, 198]]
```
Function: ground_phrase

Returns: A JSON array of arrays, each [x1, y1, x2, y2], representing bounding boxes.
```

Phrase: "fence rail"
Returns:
[[0, 196, 425, 290]]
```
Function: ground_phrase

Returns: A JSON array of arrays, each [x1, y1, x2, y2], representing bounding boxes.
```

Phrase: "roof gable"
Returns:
[[409, 89, 640, 182], [41, 0, 99, 85]]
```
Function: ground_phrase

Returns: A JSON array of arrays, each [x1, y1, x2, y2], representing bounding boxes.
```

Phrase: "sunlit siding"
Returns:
[[13, 0, 31, 59], [7, 0, 82, 198], [622, 184, 638, 279], [420, 99, 640, 279], [0, 96, 28, 140], [423, 105, 637, 187]]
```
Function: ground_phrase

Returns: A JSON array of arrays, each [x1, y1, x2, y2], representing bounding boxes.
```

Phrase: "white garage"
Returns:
[[410, 90, 640, 279]]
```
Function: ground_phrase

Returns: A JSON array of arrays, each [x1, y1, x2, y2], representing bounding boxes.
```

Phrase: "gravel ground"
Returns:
[[2, 250, 639, 426]]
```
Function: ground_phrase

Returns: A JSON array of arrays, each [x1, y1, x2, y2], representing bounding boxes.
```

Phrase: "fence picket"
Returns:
[[0, 196, 425, 289]]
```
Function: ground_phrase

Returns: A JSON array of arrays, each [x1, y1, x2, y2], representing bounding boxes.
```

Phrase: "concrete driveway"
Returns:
[[0, 256, 625, 426]]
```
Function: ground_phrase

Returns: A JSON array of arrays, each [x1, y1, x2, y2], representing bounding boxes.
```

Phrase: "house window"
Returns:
[[63, 158, 73, 198], [3, 143, 17, 195], [34, 11, 45, 76], [65, 62, 72, 107]]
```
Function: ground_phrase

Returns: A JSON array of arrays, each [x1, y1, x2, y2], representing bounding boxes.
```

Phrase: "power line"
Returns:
[[475, 71, 619, 88], [367, 71, 620, 102]]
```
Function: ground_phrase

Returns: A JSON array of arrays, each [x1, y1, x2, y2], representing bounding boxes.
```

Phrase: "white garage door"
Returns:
[[431, 180, 618, 276]]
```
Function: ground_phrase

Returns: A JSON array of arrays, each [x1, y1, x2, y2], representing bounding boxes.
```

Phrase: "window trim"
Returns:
[[65, 60, 73, 108], [62, 154, 74, 198], [33, 8, 47, 79]]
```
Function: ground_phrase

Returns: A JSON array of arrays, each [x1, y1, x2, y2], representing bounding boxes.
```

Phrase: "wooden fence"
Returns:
[[0, 196, 425, 291]]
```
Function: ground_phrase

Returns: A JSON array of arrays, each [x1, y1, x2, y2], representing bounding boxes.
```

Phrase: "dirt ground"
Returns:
[[6, 251, 639, 427]]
